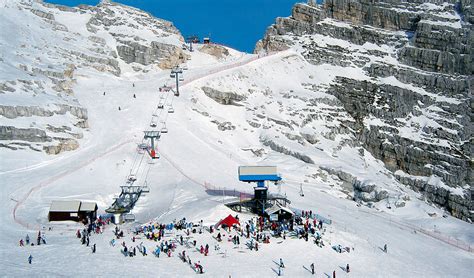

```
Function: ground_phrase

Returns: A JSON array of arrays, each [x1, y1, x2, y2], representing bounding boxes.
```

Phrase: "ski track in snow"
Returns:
[[10, 51, 277, 231], [12, 139, 133, 230]]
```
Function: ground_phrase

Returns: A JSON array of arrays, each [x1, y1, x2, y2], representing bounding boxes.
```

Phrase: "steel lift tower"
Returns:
[[170, 67, 183, 96], [186, 35, 199, 51], [143, 130, 160, 159], [238, 166, 282, 214]]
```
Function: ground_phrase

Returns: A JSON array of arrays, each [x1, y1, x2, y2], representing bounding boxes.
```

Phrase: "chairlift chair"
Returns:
[[127, 174, 137, 183], [158, 102, 164, 109], [170, 72, 176, 78], [161, 122, 168, 133], [168, 106, 174, 113], [179, 76, 184, 82], [137, 143, 148, 153], [182, 64, 188, 70]]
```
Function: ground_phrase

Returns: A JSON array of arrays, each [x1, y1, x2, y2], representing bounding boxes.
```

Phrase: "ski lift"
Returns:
[[299, 183, 304, 197], [160, 85, 171, 92], [168, 106, 174, 113], [161, 122, 168, 133], [170, 72, 176, 78], [150, 117, 157, 127], [179, 76, 184, 82], [137, 143, 148, 153], [127, 174, 137, 183], [157, 102, 164, 109], [182, 64, 188, 70]]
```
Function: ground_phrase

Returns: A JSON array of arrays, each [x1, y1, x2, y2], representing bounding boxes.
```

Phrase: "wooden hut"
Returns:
[[265, 205, 294, 222], [79, 202, 98, 223], [49, 200, 98, 223], [48, 200, 81, 222]]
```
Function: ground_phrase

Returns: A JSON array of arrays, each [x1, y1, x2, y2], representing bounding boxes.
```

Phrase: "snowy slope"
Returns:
[[0, 0, 473, 277]]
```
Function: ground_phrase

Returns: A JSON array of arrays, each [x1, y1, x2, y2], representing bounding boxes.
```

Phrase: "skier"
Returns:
[[346, 263, 350, 273], [333, 270, 336, 278], [383, 244, 387, 253], [25, 234, 30, 245], [196, 261, 203, 274], [28, 254, 33, 264], [19, 239, 24, 247], [255, 241, 258, 251], [310, 263, 314, 275], [280, 258, 285, 268], [76, 229, 81, 238], [133, 94, 136, 98], [143, 246, 147, 256], [103, 92, 105, 96], [118, 106, 121, 111], [92, 244, 96, 253], [155, 246, 161, 257]]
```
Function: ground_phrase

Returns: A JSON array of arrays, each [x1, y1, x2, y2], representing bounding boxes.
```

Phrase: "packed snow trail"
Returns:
[[12, 139, 133, 230], [286, 179, 474, 253], [11, 50, 276, 230], [359, 209, 474, 253]]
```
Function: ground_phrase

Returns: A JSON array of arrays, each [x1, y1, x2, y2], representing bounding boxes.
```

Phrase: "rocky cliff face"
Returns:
[[256, 0, 472, 221], [0, 0, 186, 154]]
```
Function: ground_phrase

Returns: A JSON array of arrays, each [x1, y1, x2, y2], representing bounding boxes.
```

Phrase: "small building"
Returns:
[[49, 200, 98, 223], [48, 200, 81, 222], [265, 205, 294, 222], [203, 37, 210, 44], [79, 202, 98, 223]]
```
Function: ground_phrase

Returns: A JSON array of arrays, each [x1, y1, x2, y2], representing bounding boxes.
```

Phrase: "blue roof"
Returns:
[[239, 174, 282, 182]]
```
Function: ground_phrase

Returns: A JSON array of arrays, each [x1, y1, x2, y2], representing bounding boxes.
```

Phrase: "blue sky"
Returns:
[[44, 0, 309, 53]]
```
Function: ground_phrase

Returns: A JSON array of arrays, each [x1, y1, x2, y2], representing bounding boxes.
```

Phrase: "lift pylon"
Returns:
[[171, 67, 183, 96], [143, 130, 160, 159]]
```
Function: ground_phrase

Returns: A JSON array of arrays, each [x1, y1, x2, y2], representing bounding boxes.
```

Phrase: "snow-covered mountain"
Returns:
[[0, 0, 472, 276], [255, 0, 473, 221], [1, 0, 186, 154]]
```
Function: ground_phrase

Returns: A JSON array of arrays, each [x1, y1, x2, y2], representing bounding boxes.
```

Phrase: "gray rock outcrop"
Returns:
[[256, 0, 473, 221], [202, 86, 246, 105]]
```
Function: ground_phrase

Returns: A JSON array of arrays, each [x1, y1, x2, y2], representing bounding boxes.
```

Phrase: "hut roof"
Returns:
[[50, 200, 81, 212], [79, 202, 97, 212], [265, 205, 294, 215]]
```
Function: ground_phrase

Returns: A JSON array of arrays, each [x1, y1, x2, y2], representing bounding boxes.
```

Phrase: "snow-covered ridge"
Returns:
[[0, 0, 186, 154], [256, 1, 472, 221], [0, 1, 472, 277]]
